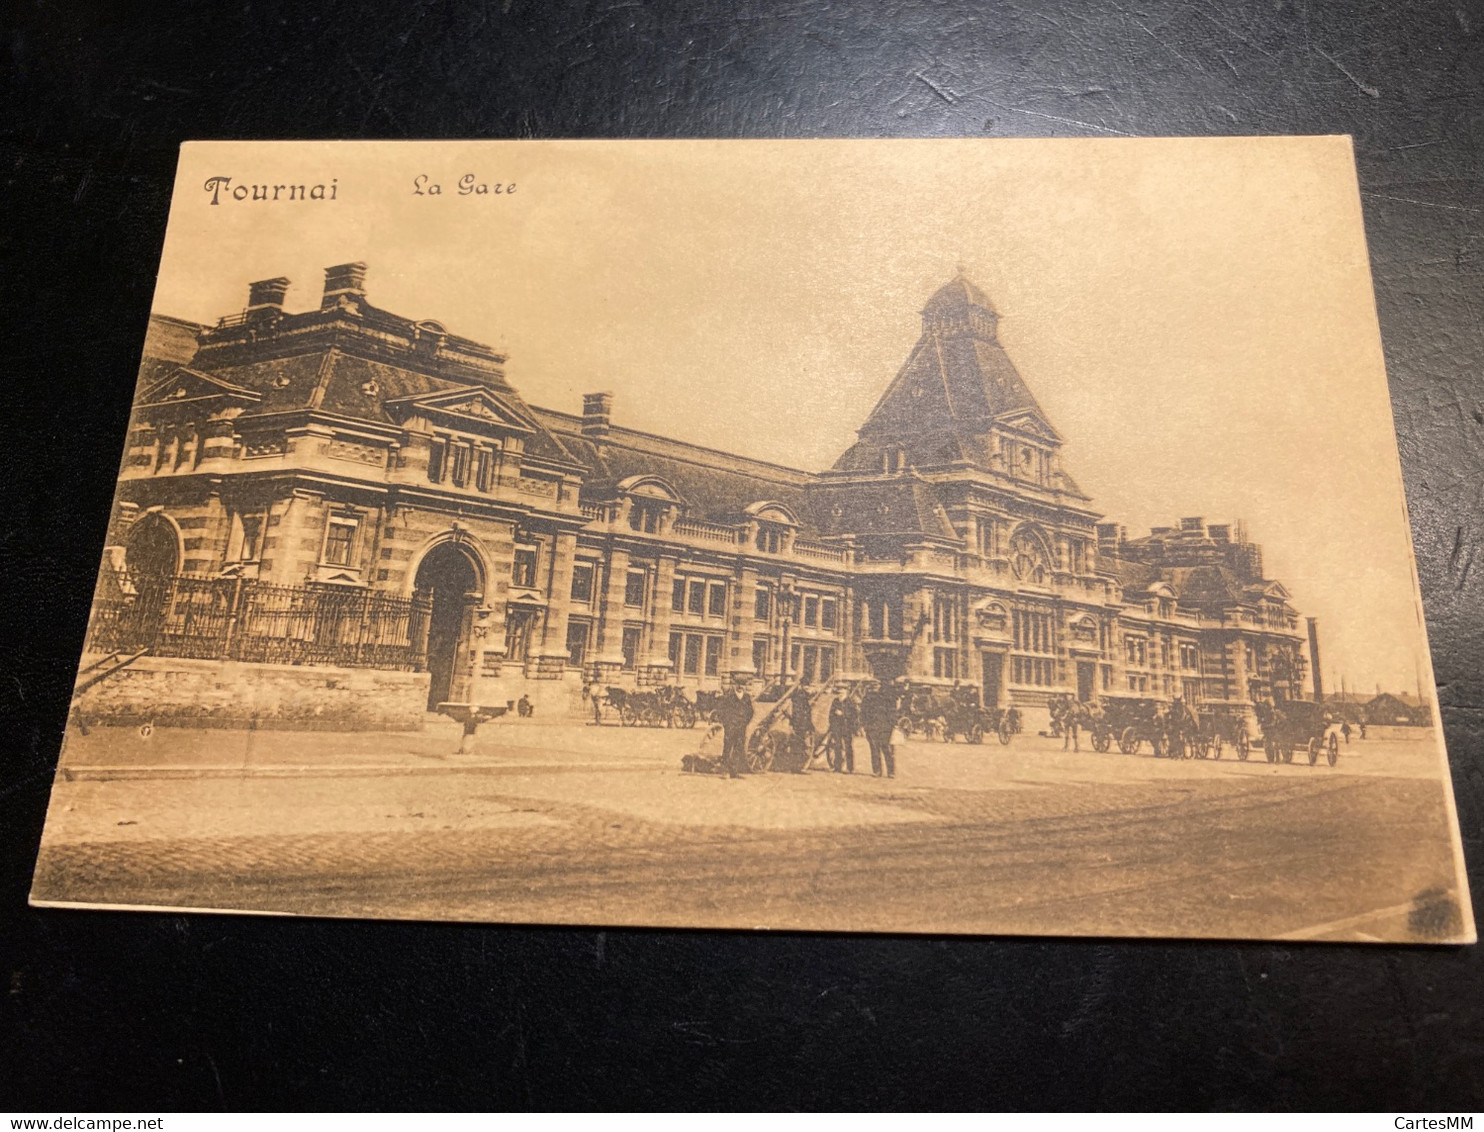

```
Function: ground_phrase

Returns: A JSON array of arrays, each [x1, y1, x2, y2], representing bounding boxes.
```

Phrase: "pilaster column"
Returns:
[[730, 564, 759, 678], [595, 546, 631, 665], [533, 530, 578, 677], [641, 554, 678, 683]]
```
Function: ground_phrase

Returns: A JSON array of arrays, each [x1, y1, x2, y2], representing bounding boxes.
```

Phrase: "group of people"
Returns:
[[710, 680, 905, 779]]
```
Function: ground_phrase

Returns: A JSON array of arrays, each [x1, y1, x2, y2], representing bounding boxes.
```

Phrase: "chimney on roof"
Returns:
[[321, 262, 368, 309], [246, 277, 290, 319], [1208, 524, 1231, 544], [1307, 617, 1324, 702], [1180, 516, 1205, 535], [1096, 522, 1122, 556], [582, 391, 613, 437]]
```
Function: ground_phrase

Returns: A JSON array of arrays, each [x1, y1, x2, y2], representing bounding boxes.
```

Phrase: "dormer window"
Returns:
[[884, 447, 906, 474], [755, 526, 783, 553], [629, 503, 662, 534]]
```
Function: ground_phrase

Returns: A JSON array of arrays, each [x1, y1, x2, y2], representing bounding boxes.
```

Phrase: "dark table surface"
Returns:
[[2, 0, 1481, 1111]]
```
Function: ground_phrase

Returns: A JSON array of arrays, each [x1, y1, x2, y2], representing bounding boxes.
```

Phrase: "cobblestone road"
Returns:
[[30, 720, 1471, 942]]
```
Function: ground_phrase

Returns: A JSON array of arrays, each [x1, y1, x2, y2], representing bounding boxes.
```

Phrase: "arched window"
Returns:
[[1007, 527, 1051, 583]]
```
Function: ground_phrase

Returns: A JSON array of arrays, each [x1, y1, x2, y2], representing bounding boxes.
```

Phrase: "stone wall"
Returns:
[[74, 655, 431, 731]]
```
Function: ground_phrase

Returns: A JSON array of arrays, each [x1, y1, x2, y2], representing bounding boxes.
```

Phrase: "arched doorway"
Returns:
[[125, 513, 181, 578], [414, 543, 482, 710], [118, 513, 182, 649]]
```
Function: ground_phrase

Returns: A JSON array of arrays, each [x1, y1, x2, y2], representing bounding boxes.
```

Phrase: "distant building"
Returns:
[[1364, 692, 1431, 726], [93, 264, 1311, 723]]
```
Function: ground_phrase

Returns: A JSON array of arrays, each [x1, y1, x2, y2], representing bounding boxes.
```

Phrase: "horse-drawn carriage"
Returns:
[[1253, 698, 1339, 765], [1090, 695, 1229, 758], [1091, 695, 1169, 755], [601, 685, 698, 728], [894, 684, 1021, 745]]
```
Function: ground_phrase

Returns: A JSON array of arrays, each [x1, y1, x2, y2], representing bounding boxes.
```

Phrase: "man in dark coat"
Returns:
[[717, 684, 755, 778], [827, 688, 858, 773], [860, 681, 898, 778]]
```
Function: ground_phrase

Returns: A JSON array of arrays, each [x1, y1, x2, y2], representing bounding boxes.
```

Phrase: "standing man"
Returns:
[[1341, 720, 1352, 745], [1062, 696, 1083, 752], [718, 682, 755, 778], [861, 681, 898, 779], [827, 688, 858, 773]]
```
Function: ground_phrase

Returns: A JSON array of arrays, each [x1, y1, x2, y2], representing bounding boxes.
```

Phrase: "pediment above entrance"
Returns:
[[969, 597, 1011, 639]]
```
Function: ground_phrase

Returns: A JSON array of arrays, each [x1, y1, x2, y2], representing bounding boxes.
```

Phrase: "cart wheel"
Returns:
[[1236, 733, 1249, 761], [997, 719, 1013, 745], [1307, 737, 1321, 765], [1092, 731, 1111, 753], [619, 704, 637, 727], [968, 723, 985, 745], [1328, 733, 1339, 766], [897, 715, 914, 737], [1118, 727, 1138, 755], [747, 737, 775, 774]]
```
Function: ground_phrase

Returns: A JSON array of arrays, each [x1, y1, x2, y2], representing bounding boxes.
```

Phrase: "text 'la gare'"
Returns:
[[412, 174, 517, 196]]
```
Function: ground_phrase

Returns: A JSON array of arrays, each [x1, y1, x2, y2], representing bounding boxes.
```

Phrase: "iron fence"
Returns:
[[87, 567, 431, 671]]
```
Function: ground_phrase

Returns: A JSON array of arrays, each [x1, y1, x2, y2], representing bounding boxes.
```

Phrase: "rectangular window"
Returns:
[[475, 448, 492, 492], [451, 442, 471, 487], [790, 642, 802, 675], [704, 636, 722, 677], [683, 634, 702, 676], [621, 626, 642, 670], [512, 547, 538, 588], [708, 581, 727, 618], [802, 646, 818, 685], [868, 601, 884, 639], [752, 638, 768, 675], [668, 631, 682, 668], [323, 517, 357, 567], [570, 563, 595, 604], [672, 578, 686, 612], [754, 586, 771, 621], [819, 648, 835, 682], [427, 437, 447, 483], [934, 647, 957, 680], [687, 579, 706, 616], [820, 598, 838, 632], [565, 620, 590, 666], [624, 570, 646, 608], [803, 595, 819, 627], [240, 515, 263, 561]]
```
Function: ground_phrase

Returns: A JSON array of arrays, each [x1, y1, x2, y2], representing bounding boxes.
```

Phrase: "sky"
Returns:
[[149, 137, 1434, 698]]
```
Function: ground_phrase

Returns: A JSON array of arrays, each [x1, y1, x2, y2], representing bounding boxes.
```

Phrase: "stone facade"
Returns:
[[98, 263, 1310, 727]]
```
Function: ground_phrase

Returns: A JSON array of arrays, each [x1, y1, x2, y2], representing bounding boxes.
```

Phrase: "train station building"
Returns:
[[90, 263, 1312, 727]]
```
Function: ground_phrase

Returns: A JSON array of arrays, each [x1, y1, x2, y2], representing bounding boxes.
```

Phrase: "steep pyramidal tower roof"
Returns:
[[834, 272, 1060, 474]]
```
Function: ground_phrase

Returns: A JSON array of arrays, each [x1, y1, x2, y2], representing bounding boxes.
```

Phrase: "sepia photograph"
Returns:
[[29, 136, 1474, 942]]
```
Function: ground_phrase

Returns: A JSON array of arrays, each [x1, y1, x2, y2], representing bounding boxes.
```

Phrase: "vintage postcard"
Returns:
[[31, 137, 1473, 942]]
